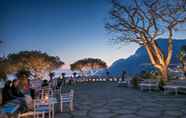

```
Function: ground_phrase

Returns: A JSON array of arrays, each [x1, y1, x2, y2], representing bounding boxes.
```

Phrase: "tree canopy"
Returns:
[[106, 0, 186, 80], [70, 58, 107, 72], [0, 51, 64, 78], [0, 57, 7, 80]]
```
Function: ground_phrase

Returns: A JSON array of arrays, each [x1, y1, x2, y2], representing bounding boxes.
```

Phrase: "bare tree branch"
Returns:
[[106, 0, 186, 80]]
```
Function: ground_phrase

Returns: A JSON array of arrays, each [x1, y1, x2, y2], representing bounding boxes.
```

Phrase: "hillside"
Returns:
[[108, 39, 186, 76]]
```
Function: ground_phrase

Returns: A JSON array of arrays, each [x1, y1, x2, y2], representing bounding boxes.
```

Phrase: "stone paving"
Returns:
[[55, 82, 186, 118]]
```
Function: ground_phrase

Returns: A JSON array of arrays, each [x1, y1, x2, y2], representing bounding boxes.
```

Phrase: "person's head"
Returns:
[[49, 72, 55, 80], [42, 80, 48, 86], [19, 77, 29, 91], [12, 79, 20, 87], [4, 80, 11, 88]]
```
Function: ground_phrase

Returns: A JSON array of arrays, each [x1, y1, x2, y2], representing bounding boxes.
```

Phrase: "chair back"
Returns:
[[40, 88, 53, 99], [60, 89, 74, 103], [34, 99, 50, 112]]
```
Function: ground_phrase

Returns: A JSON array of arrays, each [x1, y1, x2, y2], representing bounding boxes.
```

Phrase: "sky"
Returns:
[[0, 0, 139, 68], [1, 0, 185, 69]]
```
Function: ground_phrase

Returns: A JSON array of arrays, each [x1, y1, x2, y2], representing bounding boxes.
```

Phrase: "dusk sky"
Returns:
[[0, 0, 185, 68]]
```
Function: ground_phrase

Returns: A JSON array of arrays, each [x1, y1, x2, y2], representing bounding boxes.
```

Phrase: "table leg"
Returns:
[[52, 104, 54, 118], [164, 88, 167, 95], [175, 88, 178, 96]]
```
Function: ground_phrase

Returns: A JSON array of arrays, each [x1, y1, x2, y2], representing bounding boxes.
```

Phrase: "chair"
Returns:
[[60, 89, 74, 112], [164, 85, 179, 95], [39, 88, 54, 100], [118, 77, 132, 87], [18, 98, 53, 118], [34, 99, 52, 118], [118, 80, 129, 87], [2, 104, 20, 114], [50, 79, 58, 89], [139, 79, 159, 91], [163, 80, 186, 95], [53, 84, 62, 97], [1, 99, 21, 117]]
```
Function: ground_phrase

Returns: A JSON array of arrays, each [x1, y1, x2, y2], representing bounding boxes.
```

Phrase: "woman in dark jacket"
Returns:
[[2, 80, 14, 104]]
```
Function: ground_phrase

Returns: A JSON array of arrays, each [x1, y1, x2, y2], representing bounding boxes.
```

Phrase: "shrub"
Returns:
[[159, 79, 165, 91], [131, 76, 142, 88]]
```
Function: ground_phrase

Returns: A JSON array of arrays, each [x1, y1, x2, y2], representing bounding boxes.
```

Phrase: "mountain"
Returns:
[[108, 39, 186, 76]]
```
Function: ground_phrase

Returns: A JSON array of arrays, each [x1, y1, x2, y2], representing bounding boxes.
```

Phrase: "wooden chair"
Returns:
[[60, 89, 74, 112]]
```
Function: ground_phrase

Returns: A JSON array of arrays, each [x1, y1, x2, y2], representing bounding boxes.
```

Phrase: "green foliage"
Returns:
[[0, 50, 64, 78], [140, 70, 161, 80], [140, 71, 152, 79], [131, 76, 142, 88], [70, 58, 107, 71], [178, 45, 186, 65], [159, 79, 165, 90], [177, 45, 186, 73]]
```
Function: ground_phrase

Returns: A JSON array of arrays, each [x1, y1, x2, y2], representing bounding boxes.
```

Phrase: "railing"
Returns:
[[64, 77, 122, 83]]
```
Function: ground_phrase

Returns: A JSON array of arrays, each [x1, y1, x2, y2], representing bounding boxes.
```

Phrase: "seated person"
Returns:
[[42, 79, 48, 87], [2, 80, 14, 104], [11, 79, 24, 97]]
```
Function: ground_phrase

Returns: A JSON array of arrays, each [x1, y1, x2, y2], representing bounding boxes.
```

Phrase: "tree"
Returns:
[[0, 57, 10, 78], [1, 50, 64, 78], [178, 45, 186, 72], [70, 58, 107, 73], [106, 0, 186, 81]]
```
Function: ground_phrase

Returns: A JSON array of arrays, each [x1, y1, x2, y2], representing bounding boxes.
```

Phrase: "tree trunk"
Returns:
[[160, 66, 168, 81], [145, 42, 169, 81]]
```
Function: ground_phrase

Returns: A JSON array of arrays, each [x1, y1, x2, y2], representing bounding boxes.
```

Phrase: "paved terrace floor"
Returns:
[[55, 82, 186, 118]]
